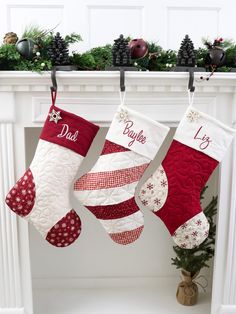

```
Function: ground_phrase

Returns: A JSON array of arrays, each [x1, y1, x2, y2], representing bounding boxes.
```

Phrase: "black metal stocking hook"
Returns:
[[120, 68, 125, 92], [188, 68, 195, 92], [50, 65, 77, 105]]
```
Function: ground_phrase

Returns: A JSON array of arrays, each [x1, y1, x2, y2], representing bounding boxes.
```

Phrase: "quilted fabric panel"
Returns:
[[154, 140, 218, 235], [172, 212, 209, 249], [75, 182, 137, 206], [110, 226, 144, 245], [99, 210, 144, 234], [74, 139, 151, 244], [92, 150, 150, 172], [28, 139, 83, 237], [138, 164, 168, 212], [5, 169, 35, 217], [46, 209, 81, 247]]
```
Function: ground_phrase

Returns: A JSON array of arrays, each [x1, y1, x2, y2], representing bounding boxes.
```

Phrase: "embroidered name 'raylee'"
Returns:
[[122, 120, 147, 147], [57, 123, 79, 142]]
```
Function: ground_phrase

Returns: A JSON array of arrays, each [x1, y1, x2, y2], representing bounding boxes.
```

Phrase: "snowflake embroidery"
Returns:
[[154, 198, 161, 205], [117, 108, 129, 123], [146, 183, 154, 190], [181, 223, 188, 229], [159, 169, 165, 174], [160, 180, 167, 187], [173, 232, 177, 237], [184, 235, 189, 240], [196, 219, 202, 226], [192, 231, 198, 237], [186, 110, 201, 123], [181, 243, 187, 248], [204, 230, 209, 237], [141, 190, 146, 195], [141, 199, 148, 206]]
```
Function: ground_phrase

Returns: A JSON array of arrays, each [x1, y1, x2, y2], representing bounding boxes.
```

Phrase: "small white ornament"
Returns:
[[36, 52, 41, 57], [49, 109, 62, 124], [117, 108, 129, 123], [186, 110, 201, 123], [41, 62, 45, 68]]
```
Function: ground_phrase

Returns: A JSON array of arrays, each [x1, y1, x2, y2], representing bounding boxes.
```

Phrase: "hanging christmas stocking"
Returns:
[[74, 103, 169, 245], [5, 99, 99, 247], [139, 105, 236, 249]]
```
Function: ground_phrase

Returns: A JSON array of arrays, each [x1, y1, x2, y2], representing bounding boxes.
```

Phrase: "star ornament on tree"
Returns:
[[186, 110, 201, 123], [48, 109, 62, 124]]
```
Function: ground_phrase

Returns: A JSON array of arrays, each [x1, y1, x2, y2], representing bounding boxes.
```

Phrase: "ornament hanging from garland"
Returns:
[[16, 38, 38, 59], [129, 38, 148, 59], [3, 32, 18, 45], [200, 37, 226, 81], [48, 32, 69, 66], [112, 34, 131, 66], [204, 37, 226, 68], [177, 35, 196, 67]]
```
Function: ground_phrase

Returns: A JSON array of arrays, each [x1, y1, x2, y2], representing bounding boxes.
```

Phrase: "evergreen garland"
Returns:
[[1, 26, 236, 72], [171, 186, 217, 275]]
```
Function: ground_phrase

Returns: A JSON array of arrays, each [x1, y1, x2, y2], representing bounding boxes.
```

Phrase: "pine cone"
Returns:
[[48, 32, 69, 66], [177, 35, 196, 67], [112, 34, 131, 66], [3, 32, 18, 44]]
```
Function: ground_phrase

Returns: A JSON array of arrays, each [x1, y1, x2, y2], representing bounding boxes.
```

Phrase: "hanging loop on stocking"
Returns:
[[119, 90, 126, 107], [188, 89, 195, 107]]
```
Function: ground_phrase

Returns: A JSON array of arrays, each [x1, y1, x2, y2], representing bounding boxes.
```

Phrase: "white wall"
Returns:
[[1, 0, 236, 52]]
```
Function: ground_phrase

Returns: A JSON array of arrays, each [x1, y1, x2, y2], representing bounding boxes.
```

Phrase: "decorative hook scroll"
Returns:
[[50, 65, 77, 92], [188, 68, 195, 92]]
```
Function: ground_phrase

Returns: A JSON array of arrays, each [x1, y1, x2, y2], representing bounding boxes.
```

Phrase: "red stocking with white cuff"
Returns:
[[139, 104, 236, 249], [5, 95, 99, 247]]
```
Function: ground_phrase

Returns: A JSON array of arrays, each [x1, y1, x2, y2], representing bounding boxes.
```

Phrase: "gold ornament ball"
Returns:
[[3, 32, 18, 44]]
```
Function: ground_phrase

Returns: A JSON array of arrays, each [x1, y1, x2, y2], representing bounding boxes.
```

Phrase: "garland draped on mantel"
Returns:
[[1, 26, 236, 72]]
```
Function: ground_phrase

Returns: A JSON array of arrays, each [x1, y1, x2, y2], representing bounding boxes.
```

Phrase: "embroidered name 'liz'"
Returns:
[[57, 124, 79, 142], [123, 120, 146, 147], [194, 126, 212, 150]]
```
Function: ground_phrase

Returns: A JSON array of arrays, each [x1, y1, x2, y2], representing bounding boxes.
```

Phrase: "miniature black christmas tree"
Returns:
[[112, 34, 131, 66], [177, 35, 196, 67], [48, 32, 69, 66]]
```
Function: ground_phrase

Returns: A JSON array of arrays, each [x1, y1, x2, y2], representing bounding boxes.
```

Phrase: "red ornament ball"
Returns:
[[129, 38, 148, 59]]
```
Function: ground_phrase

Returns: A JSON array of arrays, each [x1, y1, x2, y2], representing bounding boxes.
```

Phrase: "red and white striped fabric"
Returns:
[[74, 104, 170, 245], [5, 103, 99, 247]]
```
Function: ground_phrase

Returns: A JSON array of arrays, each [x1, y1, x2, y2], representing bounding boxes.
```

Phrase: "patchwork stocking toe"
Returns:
[[5, 102, 99, 247], [139, 105, 236, 249], [74, 103, 169, 245]]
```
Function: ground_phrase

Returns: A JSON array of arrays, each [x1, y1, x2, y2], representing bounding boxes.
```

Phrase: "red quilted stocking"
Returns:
[[139, 106, 235, 248], [6, 101, 99, 247]]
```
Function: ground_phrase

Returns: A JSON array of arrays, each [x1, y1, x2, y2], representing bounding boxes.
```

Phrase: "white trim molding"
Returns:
[[0, 71, 236, 314]]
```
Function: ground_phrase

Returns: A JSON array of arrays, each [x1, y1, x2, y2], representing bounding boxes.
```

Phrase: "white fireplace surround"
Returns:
[[0, 71, 236, 314]]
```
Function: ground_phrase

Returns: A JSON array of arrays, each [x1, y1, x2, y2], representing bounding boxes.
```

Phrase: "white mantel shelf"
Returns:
[[1, 71, 236, 93], [1, 71, 236, 314]]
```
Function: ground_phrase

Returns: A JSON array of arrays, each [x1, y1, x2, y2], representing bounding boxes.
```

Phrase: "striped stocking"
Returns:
[[74, 103, 169, 245]]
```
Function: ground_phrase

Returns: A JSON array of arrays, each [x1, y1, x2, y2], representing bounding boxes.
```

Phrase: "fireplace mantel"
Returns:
[[0, 71, 236, 314], [1, 71, 236, 93]]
